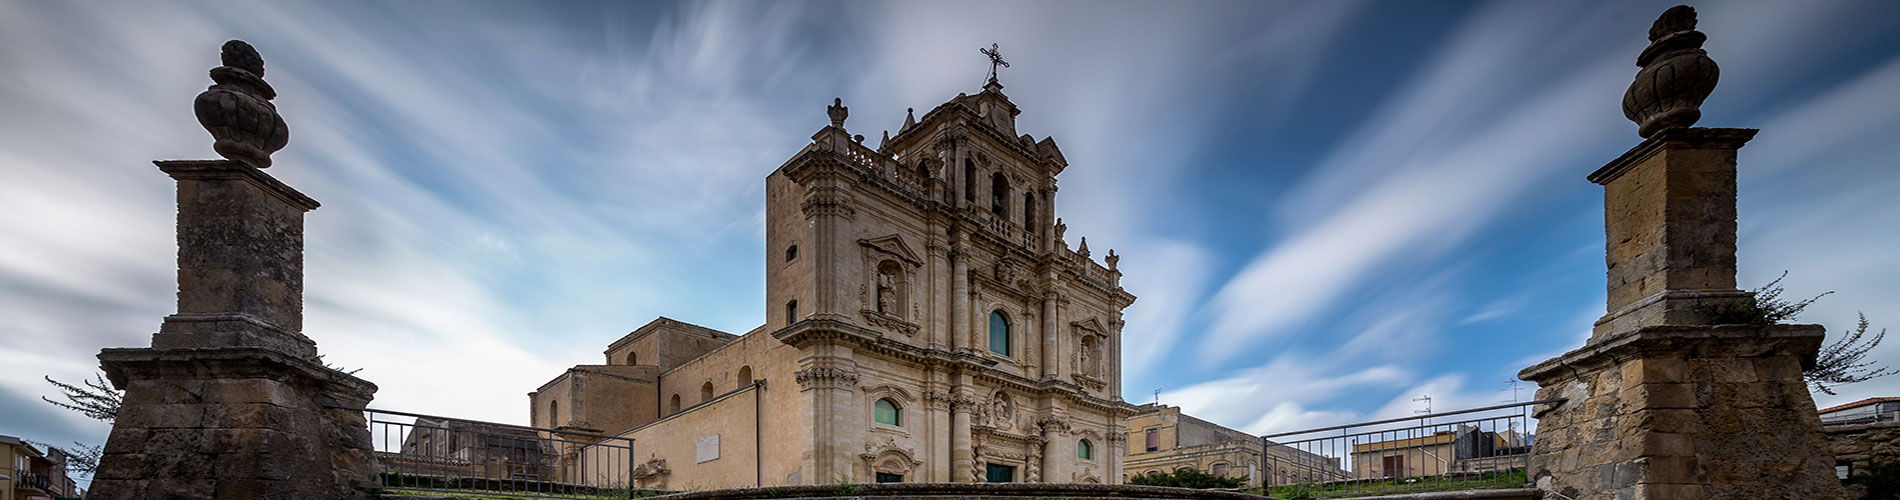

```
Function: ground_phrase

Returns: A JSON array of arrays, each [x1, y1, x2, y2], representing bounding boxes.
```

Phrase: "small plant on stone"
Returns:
[[830, 474, 857, 496], [1809, 313, 1895, 396], [1695, 271, 1830, 325]]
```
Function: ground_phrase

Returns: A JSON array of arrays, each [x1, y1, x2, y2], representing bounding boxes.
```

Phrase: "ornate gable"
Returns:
[[859, 235, 923, 267]]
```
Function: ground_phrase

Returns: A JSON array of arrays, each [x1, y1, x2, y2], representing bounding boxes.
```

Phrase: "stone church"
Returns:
[[527, 75, 1139, 490]]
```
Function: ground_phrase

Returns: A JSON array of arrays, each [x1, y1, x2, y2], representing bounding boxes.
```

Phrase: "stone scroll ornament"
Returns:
[[194, 40, 289, 168], [1622, 5, 1718, 139]]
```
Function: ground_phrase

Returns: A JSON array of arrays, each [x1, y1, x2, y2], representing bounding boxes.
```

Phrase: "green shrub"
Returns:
[[1127, 468, 1246, 489]]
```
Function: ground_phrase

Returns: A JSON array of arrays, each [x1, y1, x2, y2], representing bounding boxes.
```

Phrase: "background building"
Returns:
[[528, 76, 1139, 490], [1123, 404, 1348, 487], [1, 435, 79, 500]]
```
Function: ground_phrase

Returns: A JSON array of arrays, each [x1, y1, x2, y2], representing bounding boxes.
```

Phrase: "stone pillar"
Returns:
[[950, 240, 970, 352], [90, 40, 377, 500], [1106, 432, 1127, 485], [794, 363, 858, 483], [950, 388, 975, 482], [925, 389, 953, 482], [1589, 127, 1756, 339], [1521, 8, 1843, 499], [1040, 290, 1061, 380], [1038, 419, 1065, 483]]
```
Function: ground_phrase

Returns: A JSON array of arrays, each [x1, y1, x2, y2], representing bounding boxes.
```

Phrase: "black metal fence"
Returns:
[[337, 406, 636, 498], [1256, 399, 1558, 498]]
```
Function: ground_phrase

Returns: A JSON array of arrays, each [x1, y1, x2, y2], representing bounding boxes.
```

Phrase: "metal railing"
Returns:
[[334, 406, 636, 498], [1256, 399, 1559, 498]]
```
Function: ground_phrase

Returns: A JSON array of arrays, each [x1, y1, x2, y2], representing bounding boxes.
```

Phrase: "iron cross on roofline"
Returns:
[[981, 43, 1010, 82]]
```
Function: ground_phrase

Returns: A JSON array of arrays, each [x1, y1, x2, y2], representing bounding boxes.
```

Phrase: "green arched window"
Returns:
[[1078, 439, 1093, 460], [874, 398, 901, 426], [989, 311, 1011, 356]]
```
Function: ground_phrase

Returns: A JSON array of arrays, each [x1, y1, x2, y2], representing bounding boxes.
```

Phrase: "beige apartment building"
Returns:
[[1, 435, 79, 500], [1348, 425, 1526, 479], [528, 77, 1140, 490], [1123, 405, 1348, 487]]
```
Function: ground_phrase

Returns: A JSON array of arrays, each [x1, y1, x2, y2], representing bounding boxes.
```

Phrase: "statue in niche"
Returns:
[[876, 272, 896, 315], [1079, 341, 1094, 377]]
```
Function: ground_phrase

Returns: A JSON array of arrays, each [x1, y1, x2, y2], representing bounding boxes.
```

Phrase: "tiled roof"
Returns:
[[1819, 397, 1900, 414]]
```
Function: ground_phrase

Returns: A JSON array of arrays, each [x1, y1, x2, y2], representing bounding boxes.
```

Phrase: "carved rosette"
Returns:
[[1623, 5, 1719, 138], [194, 40, 289, 168], [793, 367, 858, 389]]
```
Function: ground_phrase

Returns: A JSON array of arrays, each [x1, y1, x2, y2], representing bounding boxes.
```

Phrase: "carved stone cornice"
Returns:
[[793, 367, 858, 390], [859, 310, 921, 336], [800, 189, 856, 219]]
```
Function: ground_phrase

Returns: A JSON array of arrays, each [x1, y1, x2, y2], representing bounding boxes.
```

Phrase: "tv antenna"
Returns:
[[1502, 379, 1524, 403], [1153, 388, 1162, 406]]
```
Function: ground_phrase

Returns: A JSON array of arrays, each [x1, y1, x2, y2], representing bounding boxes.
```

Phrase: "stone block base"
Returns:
[[1520, 324, 1843, 500], [92, 347, 376, 500]]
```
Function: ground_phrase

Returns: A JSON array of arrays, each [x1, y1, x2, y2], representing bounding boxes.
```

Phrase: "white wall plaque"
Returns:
[[696, 434, 720, 463]]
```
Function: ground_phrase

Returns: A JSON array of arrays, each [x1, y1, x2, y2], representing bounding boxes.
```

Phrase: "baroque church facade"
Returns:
[[527, 76, 1139, 490]]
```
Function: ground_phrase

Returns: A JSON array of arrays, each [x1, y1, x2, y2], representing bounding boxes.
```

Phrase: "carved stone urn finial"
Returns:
[[1622, 5, 1719, 139], [827, 97, 848, 129], [194, 40, 289, 168]]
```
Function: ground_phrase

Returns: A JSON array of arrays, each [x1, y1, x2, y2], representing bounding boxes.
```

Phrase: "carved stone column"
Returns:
[[91, 40, 377, 500], [1106, 432, 1127, 485], [924, 389, 953, 481], [949, 390, 975, 482], [795, 365, 859, 483], [1040, 290, 1061, 380], [950, 240, 970, 352], [1038, 417, 1068, 483]]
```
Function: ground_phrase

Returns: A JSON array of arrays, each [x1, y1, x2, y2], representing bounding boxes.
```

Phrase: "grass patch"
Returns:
[[1254, 467, 1527, 499]]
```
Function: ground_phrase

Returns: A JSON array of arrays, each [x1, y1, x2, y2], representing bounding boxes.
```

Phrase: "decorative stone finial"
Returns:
[[194, 40, 289, 168], [1077, 237, 1090, 257], [902, 107, 916, 131], [1622, 5, 1719, 139], [827, 97, 848, 129]]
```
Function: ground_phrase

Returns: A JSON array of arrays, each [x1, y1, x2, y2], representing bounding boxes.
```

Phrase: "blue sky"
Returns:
[[4, 0, 1900, 454]]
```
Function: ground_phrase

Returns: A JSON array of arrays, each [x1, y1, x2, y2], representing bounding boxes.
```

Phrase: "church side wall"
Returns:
[[620, 387, 761, 491], [633, 328, 807, 489]]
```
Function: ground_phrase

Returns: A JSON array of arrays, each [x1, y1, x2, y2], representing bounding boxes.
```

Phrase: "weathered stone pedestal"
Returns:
[[1521, 325, 1842, 499], [91, 160, 377, 500], [1521, 122, 1844, 499], [94, 347, 376, 499]]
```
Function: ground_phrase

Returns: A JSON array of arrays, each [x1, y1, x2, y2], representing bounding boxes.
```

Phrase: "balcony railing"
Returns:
[[1256, 399, 1558, 498], [331, 406, 637, 498]]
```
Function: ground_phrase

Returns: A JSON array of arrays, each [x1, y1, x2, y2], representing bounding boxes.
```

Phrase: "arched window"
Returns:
[[988, 311, 1011, 356], [1024, 192, 1037, 231], [736, 366, 752, 390], [625, 352, 638, 365], [548, 400, 559, 427], [701, 381, 715, 402], [990, 172, 1009, 216], [1212, 463, 1230, 478], [785, 245, 798, 262], [1077, 439, 1093, 460], [669, 394, 681, 414], [873, 398, 901, 426], [786, 300, 798, 324]]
